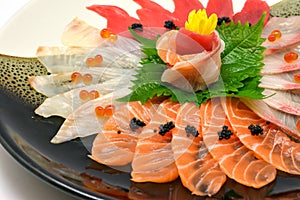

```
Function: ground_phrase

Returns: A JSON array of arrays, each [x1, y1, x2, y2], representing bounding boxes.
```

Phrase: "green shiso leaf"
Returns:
[[118, 14, 266, 105]]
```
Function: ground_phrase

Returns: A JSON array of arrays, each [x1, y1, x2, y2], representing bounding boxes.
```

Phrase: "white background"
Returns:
[[0, 0, 282, 199]]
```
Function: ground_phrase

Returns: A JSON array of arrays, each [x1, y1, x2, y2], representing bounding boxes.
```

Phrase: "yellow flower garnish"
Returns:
[[185, 9, 218, 35]]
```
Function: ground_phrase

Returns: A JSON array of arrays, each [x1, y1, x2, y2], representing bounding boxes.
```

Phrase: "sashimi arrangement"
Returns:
[[27, 0, 300, 197]]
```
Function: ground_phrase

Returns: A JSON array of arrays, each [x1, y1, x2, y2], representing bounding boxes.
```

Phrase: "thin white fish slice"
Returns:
[[259, 70, 300, 90], [29, 68, 135, 97], [61, 17, 103, 47], [241, 98, 300, 141], [262, 16, 300, 54], [262, 89, 300, 116], [261, 43, 300, 74], [35, 76, 133, 118], [50, 88, 130, 144], [36, 46, 93, 74]]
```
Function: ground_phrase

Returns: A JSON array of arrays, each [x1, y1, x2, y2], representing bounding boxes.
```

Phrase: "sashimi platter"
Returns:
[[1, 0, 300, 199]]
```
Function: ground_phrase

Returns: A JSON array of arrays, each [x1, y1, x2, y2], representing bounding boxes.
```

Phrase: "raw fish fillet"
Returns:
[[172, 102, 226, 196], [201, 98, 276, 188], [223, 97, 300, 175]]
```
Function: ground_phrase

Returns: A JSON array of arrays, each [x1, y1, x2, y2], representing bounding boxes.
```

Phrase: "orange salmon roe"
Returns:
[[271, 30, 282, 39], [268, 34, 276, 42], [83, 73, 93, 85], [104, 105, 115, 117], [71, 72, 82, 83], [79, 90, 89, 101], [86, 57, 96, 67], [95, 106, 105, 117], [109, 33, 118, 42], [94, 54, 103, 66], [89, 90, 100, 100], [100, 28, 111, 38], [284, 52, 298, 63], [294, 74, 300, 83]]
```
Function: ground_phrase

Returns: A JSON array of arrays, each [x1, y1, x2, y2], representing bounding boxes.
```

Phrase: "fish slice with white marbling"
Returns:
[[261, 43, 300, 74], [29, 68, 135, 97], [34, 76, 134, 118], [240, 98, 300, 141], [262, 16, 300, 55], [50, 88, 130, 144], [262, 89, 300, 116], [259, 70, 300, 90]]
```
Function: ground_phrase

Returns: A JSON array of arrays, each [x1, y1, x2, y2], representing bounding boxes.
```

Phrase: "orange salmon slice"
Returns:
[[200, 98, 277, 188], [90, 101, 157, 166], [222, 97, 300, 175], [131, 100, 180, 183], [172, 102, 226, 196]]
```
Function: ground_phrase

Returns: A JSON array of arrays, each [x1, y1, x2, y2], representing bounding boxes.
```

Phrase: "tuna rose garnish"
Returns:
[[157, 9, 225, 92]]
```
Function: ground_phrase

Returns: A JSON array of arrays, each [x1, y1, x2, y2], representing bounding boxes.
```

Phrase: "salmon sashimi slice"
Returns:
[[172, 102, 226, 196], [241, 98, 300, 141], [90, 101, 157, 166], [222, 97, 300, 175], [200, 98, 277, 188], [131, 100, 180, 183]]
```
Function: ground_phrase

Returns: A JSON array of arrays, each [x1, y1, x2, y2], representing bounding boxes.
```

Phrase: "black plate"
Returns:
[[1, 55, 300, 200]]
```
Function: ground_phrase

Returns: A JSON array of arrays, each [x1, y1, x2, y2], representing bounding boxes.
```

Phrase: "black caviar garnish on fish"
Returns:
[[159, 121, 175, 136], [218, 125, 233, 140], [129, 117, 146, 131], [217, 16, 231, 25], [248, 124, 264, 136], [164, 20, 177, 30], [117, 130, 121, 134], [131, 23, 143, 31], [185, 125, 199, 137], [266, 121, 271, 125]]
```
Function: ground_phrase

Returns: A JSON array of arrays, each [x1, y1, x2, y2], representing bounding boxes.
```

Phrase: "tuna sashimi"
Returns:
[[61, 18, 103, 47], [87, 5, 140, 34], [262, 89, 300, 116], [262, 16, 300, 55], [260, 71, 300, 91], [131, 100, 180, 183], [89, 101, 157, 166], [240, 98, 300, 141], [223, 97, 300, 175], [34, 77, 133, 118], [261, 43, 300, 74], [206, 0, 233, 19], [201, 98, 276, 188], [232, 0, 270, 26], [50, 89, 129, 144], [172, 102, 226, 196]]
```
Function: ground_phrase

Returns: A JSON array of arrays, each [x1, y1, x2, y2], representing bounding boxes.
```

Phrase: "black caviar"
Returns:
[[218, 125, 233, 140], [185, 125, 199, 137], [131, 23, 143, 31], [117, 130, 121, 134], [248, 124, 264, 136], [217, 16, 231, 25], [129, 117, 146, 131], [159, 121, 175, 136], [164, 20, 177, 30]]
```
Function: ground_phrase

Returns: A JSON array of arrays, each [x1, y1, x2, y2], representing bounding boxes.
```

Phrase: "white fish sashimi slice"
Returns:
[[61, 17, 103, 47], [29, 68, 135, 97], [263, 89, 300, 116], [259, 70, 300, 90], [50, 88, 130, 144], [35, 76, 134, 118], [241, 98, 300, 141], [36, 46, 93, 74], [261, 43, 300, 74], [262, 16, 300, 55]]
